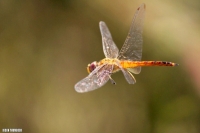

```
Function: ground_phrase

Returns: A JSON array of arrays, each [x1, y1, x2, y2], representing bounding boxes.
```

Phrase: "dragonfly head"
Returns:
[[87, 61, 97, 73]]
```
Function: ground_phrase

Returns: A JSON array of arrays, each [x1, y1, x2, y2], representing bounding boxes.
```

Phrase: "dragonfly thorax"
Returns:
[[87, 61, 97, 73]]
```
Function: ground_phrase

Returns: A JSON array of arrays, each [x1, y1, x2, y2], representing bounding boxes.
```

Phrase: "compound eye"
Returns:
[[87, 61, 97, 73], [89, 63, 96, 72]]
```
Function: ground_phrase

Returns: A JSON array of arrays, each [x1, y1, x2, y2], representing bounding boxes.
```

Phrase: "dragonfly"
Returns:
[[75, 3, 178, 93]]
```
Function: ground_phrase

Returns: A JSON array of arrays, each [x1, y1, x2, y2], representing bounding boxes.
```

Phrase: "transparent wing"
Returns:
[[121, 69, 136, 84], [127, 67, 141, 74], [118, 4, 145, 60], [116, 61, 136, 84], [99, 21, 119, 58], [75, 64, 113, 93], [118, 3, 146, 74]]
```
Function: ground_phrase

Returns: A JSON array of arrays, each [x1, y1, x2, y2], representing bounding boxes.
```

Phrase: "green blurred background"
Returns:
[[0, 0, 200, 133]]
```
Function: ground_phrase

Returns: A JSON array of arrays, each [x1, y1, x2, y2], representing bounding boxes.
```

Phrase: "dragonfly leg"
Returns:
[[109, 75, 116, 85]]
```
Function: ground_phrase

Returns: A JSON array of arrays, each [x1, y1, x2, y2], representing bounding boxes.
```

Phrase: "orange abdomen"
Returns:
[[120, 61, 178, 68]]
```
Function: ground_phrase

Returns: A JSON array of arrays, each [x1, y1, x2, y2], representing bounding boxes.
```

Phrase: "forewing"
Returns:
[[75, 64, 113, 93], [99, 21, 119, 58], [118, 3, 145, 62]]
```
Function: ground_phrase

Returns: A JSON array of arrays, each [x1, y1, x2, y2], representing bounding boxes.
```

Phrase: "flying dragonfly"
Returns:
[[75, 3, 178, 93]]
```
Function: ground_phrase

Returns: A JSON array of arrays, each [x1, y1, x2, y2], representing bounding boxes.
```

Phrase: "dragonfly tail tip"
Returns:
[[174, 63, 179, 66]]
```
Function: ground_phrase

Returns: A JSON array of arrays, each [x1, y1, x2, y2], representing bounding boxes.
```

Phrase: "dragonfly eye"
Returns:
[[87, 61, 97, 73]]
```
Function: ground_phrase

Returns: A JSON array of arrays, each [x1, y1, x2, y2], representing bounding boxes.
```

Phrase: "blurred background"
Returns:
[[0, 0, 200, 133]]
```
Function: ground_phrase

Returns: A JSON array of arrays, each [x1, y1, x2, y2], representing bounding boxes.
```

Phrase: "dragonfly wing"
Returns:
[[99, 21, 119, 58], [121, 68, 136, 84], [117, 61, 136, 84], [118, 4, 145, 74], [75, 64, 113, 93], [127, 67, 141, 74]]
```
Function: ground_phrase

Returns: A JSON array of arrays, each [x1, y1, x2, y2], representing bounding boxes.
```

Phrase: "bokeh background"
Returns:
[[0, 0, 200, 133]]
